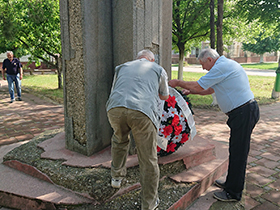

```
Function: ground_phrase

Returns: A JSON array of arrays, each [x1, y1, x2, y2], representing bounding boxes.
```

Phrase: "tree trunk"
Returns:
[[178, 45, 185, 80], [57, 56, 63, 89], [216, 0, 224, 55], [210, 0, 215, 49], [259, 54, 264, 63]]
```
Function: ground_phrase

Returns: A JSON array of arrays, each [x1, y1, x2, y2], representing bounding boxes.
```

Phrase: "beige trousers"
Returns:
[[108, 107, 159, 210]]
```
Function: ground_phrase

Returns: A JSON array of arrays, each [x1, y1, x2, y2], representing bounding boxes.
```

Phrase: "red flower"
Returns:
[[157, 146, 162, 152], [171, 114, 180, 126], [163, 125, 173, 136], [174, 125, 182, 135], [180, 133, 189, 143], [166, 142, 177, 152], [166, 96, 176, 108]]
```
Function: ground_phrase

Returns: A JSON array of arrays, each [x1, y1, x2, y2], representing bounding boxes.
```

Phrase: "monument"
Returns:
[[59, 0, 172, 156]]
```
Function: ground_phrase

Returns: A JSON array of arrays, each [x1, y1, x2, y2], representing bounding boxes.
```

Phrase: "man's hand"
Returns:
[[182, 89, 191, 95], [168, 79, 180, 88], [20, 74, 23, 80]]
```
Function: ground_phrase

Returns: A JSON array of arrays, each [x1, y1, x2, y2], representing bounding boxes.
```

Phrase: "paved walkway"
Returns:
[[0, 78, 280, 209], [0, 81, 64, 147]]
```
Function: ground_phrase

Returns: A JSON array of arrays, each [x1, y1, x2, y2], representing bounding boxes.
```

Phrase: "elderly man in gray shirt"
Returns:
[[106, 49, 169, 210]]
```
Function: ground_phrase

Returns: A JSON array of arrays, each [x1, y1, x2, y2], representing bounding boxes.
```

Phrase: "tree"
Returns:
[[210, 0, 215, 49], [0, 0, 62, 89], [172, 0, 210, 80], [216, 0, 224, 55], [235, 0, 280, 97], [242, 32, 280, 63]]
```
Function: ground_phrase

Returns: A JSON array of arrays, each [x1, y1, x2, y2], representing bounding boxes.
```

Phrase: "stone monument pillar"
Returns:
[[60, 0, 172, 156]]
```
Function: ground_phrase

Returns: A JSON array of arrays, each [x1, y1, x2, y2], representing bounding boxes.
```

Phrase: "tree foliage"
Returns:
[[242, 32, 280, 55], [236, 0, 280, 30], [172, 0, 210, 80], [0, 0, 62, 88]]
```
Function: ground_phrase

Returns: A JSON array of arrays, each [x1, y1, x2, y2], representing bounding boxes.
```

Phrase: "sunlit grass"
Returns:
[[22, 71, 279, 107], [173, 62, 278, 70], [22, 74, 63, 104], [171, 71, 278, 106], [241, 62, 278, 70]]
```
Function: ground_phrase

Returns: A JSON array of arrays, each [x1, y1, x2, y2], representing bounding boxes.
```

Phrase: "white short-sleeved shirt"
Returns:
[[198, 56, 254, 113]]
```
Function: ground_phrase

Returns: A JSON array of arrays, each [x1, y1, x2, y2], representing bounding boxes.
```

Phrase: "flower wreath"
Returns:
[[157, 88, 194, 157]]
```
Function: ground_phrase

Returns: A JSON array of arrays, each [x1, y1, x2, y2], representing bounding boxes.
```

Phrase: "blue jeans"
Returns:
[[7, 74, 21, 100]]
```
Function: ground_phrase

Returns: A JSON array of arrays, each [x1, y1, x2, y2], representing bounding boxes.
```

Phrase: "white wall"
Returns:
[[0, 53, 30, 62]]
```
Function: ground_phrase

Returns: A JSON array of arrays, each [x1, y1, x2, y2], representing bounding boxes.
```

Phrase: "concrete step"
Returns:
[[166, 137, 229, 210], [0, 142, 94, 210], [0, 135, 228, 210]]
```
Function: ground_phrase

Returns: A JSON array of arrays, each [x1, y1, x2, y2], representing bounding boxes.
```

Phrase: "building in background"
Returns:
[[172, 41, 278, 64]]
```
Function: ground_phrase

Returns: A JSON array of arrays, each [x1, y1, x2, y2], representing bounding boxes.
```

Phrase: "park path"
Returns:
[[0, 80, 64, 147], [189, 102, 280, 209]]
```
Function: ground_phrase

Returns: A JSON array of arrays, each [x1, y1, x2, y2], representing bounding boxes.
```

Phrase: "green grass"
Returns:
[[241, 62, 278, 70], [173, 62, 279, 70], [171, 71, 279, 107], [22, 74, 63, 104], [22, 71, 279, 107]]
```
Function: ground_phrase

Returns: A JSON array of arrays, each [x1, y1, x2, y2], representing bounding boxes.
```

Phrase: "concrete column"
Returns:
[[60, 0, 172, 156], [60, 0, 113, 156]]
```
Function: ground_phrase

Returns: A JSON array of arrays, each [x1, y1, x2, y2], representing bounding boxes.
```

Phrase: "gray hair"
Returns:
[[136, 49, 155, 61], [6, 51, 13, 55], [198, 48, 220, 62]]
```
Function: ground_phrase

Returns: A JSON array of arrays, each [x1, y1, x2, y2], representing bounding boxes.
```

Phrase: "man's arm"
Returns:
[[182, 87, 214, 95], [19, 67, 23, 80], [158, 68, 169, 100], [159, 94, 169, 100], [2, 68, 6, 80], [168, 79, 214, 95]]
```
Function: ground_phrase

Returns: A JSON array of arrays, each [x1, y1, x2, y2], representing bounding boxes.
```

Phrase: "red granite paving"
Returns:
[[192, 102, 280, 209], [0, 80, 64, 147]]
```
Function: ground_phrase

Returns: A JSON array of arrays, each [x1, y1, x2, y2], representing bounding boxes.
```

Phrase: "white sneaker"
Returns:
[[152, 199, 159, 210], [111, 178, 122, 188]]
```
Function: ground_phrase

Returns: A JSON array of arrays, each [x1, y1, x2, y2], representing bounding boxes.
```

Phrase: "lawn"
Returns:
[[241, 62, 278, 70], [22, 74, 64, 104], [21, 66, 279, 107], [171, 71, 278, 107]]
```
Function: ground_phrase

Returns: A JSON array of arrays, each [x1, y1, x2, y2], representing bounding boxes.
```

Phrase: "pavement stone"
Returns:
[[1, 74, 280, 209]]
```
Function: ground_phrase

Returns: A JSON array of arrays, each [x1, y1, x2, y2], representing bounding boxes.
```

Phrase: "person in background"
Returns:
[[106, 49, 169, 210], [168, 48, 259, 202], [2, 51, 23, 103]]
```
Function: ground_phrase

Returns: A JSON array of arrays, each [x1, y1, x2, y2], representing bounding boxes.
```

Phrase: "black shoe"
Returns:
[[214, 180, 225, 189], [16, 97, 22, 101], [213, 190, 240, 202]]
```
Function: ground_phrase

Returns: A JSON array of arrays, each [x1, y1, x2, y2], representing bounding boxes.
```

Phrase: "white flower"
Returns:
[[161, 110, 169, 122], [181, 120, 187, 132], [172, 133, 182, 143], [166, 107, 178, 118]]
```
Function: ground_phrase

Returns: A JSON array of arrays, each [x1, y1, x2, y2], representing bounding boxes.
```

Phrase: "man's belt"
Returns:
[[226, 99, 255, 116]]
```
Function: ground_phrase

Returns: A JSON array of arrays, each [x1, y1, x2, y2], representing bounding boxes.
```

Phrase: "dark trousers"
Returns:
[[225, 100, 260, 200]]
